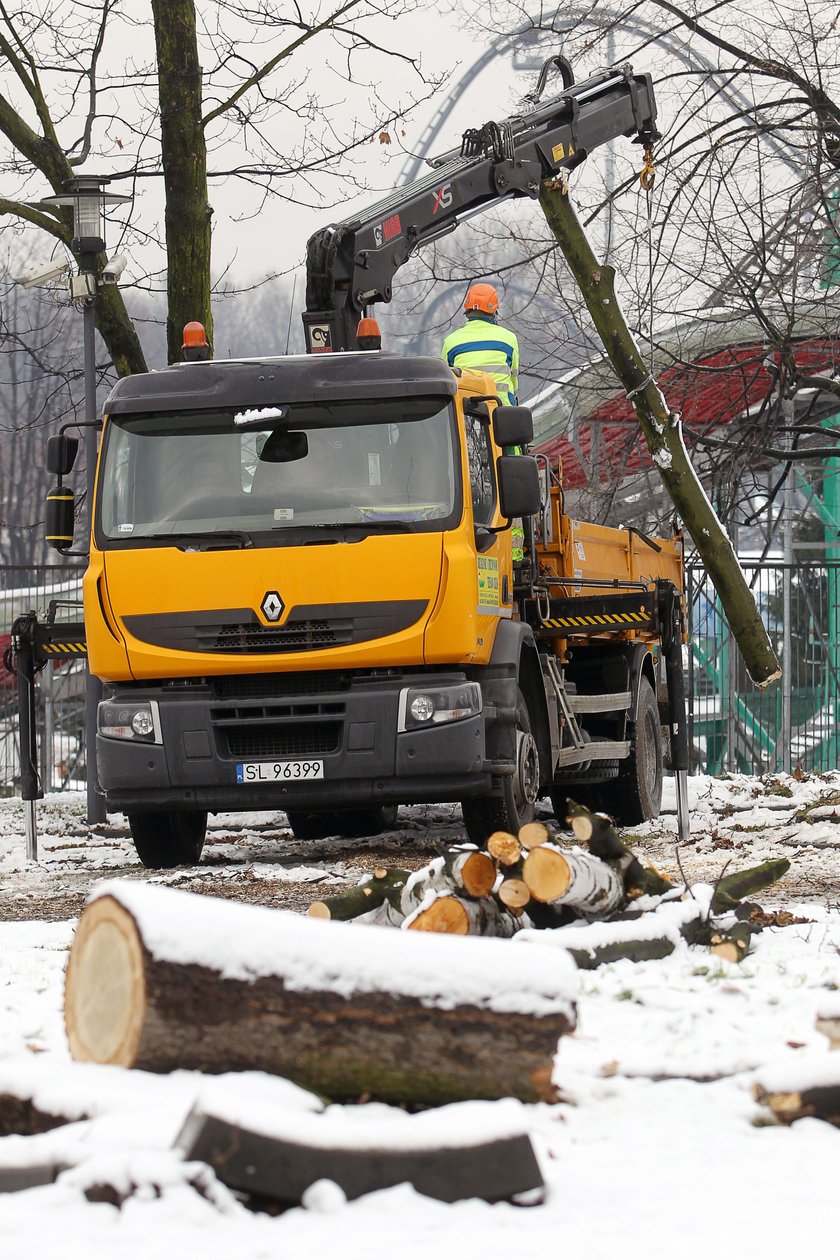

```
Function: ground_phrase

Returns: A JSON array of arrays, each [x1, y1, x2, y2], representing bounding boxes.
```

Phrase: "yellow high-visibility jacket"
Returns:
[[441, 316, 519, 405]]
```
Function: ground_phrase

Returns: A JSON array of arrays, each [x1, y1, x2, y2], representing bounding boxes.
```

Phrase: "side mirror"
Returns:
[[493, 406, 533, 448], [45, 484, 76, 551], [46, 434, 80, 477], [497, 455, 541, 520]]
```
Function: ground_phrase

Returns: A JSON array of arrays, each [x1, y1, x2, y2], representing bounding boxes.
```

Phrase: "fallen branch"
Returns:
[[537, 181, 780, 689]]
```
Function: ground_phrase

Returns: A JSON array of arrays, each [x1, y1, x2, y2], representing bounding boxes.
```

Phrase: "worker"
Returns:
[[441, 283, 519, 405], [441, 283, 524, 563]]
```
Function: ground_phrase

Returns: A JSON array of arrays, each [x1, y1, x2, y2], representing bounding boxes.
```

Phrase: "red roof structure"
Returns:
[[536, 337, 840, 488]]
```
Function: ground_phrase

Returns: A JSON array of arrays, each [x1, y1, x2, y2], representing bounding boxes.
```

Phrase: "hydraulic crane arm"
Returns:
[[303, 57, 658, 353]]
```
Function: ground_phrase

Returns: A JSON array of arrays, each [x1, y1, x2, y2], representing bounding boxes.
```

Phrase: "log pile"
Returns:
[[308, 804, 792, 968]]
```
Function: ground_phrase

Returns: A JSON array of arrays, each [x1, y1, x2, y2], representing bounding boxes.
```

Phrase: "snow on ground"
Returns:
[[1, 774, 840, 1257]]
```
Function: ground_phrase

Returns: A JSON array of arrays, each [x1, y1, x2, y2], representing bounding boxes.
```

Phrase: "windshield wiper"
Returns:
[[120, 531, 254, 550]]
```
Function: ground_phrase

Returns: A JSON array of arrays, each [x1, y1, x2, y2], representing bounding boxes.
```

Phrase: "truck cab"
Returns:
[[83, 350, 555, 862]]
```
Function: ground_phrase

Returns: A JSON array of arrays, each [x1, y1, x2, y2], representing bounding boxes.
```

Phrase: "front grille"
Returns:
[[225, 723, 342, 758], [202, 620, 352, 654], [211, 672, 351, 699], [211, 702, 345, 722]]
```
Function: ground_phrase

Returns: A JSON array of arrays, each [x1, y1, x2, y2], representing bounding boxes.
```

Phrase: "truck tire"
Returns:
[[601, 677, 662, 825], [286, 805, 398, 840], [461, 689, 539, 846], [127, 809, 207, 869]]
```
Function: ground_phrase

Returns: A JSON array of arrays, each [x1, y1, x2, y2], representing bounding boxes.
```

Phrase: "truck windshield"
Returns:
[[97, 397, 459, 545]]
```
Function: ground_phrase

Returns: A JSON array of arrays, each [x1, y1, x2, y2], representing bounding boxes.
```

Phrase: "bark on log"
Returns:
[[65, 882, 576, 1105], [538, 181, 781, 689], [815, 1012, 840, 1050], [522, 843, 625, 915], [308, 869, 411, 922], [0, 1096, 72, 1139], [754, 1083, 840, 1128], [178, 1103, 544, 1205], [565, 801, 674, 896], [710, 859, 792, 912]]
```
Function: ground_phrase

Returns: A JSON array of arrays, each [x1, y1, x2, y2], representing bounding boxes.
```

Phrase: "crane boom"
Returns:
[[303, 59, 658, 353]]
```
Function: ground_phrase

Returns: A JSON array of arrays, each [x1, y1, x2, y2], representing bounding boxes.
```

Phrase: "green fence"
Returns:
[[687, 561, 840, 775]]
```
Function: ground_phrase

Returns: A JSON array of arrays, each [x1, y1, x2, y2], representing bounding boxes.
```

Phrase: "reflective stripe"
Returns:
[[446, 339, 514, 368]]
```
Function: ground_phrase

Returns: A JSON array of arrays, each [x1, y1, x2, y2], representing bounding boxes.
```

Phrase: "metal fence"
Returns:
[[687, 560, 840, 776], [1, 564, 87, 795], [1, 560, 837, 793]]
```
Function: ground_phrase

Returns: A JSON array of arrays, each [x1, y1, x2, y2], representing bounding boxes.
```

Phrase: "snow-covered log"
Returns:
[[177, 1097, 544, 1205], [754, 1057, 840, 1127], [65, 882, 577, 1105]]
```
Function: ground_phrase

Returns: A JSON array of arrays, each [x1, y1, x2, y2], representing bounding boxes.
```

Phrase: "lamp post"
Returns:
[[39, 175, 131, 826]]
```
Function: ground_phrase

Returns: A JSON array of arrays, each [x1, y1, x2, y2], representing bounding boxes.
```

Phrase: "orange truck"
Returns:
[[43, 58, 690, 866]]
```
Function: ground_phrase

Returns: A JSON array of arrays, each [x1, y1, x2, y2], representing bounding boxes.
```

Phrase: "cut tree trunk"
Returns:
[[538, 181, 781, 689], [522, 843, 625, 915], [65, 882, 576, 1106], [407, 894, 521, 937]]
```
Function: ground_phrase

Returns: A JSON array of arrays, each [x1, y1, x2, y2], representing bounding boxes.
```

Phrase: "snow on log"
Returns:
[[65, 881, 577, 1105], [754, 1056, 840, 1127], [177, 1096, 544, 1205], [522, 843, 624, 915], [815, 995, 840, 1049], [515, 897, 705, 968]]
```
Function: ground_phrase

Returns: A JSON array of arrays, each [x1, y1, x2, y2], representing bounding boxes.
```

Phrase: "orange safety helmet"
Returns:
[[464, 283, 499, 317]]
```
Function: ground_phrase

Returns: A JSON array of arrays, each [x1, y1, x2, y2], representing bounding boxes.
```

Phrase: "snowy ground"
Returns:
[[1, 773, 839, 1256]]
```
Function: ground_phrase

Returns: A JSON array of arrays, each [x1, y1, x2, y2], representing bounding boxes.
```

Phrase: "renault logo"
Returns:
[[260, 591, 284, 622]]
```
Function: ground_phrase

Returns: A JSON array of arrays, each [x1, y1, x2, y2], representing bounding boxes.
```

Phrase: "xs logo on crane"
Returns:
[[433, 183, 453, 214]]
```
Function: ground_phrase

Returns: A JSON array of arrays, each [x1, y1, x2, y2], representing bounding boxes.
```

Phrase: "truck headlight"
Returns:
[[399, 682, 482, 732], [99, 700, 162, 744]]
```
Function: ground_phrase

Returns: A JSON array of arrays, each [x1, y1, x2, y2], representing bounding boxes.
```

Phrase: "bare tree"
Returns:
[[0, 0, 444, 368], [432, 3, 840, 535]]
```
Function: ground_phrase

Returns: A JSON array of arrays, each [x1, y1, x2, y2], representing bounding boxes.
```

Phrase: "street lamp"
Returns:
[[38, 175, 131, 826]]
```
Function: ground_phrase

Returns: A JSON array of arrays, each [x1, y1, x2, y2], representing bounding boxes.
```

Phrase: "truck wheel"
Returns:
[[602, 677, 663, 825], [461, 689, 539, 845], [127, 810, 207, 869]]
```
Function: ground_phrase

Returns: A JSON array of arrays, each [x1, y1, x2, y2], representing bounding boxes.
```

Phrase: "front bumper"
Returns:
[[97, 670, 489, 812]]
